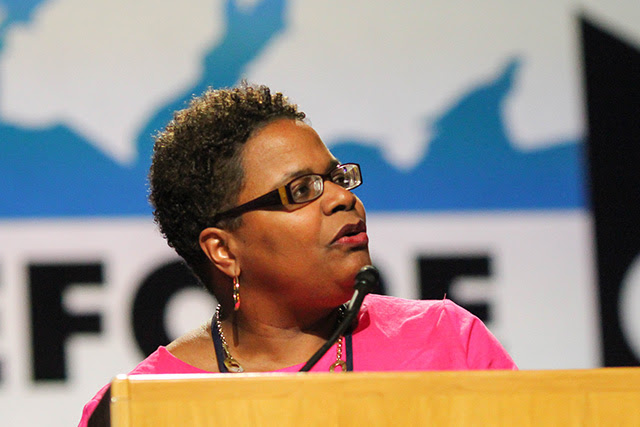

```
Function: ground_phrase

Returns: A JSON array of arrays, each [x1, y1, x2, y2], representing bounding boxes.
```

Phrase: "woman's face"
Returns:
[[229, 119, 371, 311]]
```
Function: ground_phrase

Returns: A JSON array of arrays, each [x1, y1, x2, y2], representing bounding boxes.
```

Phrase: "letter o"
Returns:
[[620, 253, 640, 359], [132, 260, 204, 356]]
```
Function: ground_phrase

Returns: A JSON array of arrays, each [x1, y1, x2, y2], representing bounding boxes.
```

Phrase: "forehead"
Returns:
[[240, 119, 335, 190]]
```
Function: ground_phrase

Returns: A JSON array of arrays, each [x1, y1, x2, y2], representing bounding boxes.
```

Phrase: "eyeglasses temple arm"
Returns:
[[212, 189, 287, 223]]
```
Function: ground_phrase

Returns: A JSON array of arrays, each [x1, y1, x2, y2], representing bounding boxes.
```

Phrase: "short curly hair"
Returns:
[[149, 84, 306, 287]]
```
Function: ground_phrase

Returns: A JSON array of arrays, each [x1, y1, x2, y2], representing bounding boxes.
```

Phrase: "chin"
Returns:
[[343, 252, 373, 282], [354, 249, 372, 268]]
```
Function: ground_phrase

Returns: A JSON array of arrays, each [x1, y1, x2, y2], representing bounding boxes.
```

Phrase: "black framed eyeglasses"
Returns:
[[213, 163, 362, 224]]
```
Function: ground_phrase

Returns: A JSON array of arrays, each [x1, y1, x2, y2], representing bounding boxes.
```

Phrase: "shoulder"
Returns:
[[357, 294, 517, 370], [360, 294, 474, 325], [78, 326, 216, 426], [78, 346, 175, 426], [165, 322, 219, 373], [356, 294, 475, 340]]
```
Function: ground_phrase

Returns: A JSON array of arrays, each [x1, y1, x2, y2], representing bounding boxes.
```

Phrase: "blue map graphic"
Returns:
[[333, 59, 585, 211], [0, 0, 585, 218]]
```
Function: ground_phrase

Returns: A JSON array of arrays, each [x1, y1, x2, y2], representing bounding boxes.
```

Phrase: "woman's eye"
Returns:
[[292, 184, 310, 200], [291, 177, 318, 201], [290, 176, 323, 202], [332, 174, 349, 187]]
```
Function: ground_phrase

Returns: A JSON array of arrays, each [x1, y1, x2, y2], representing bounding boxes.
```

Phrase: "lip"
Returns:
[[331, 220, 368, 247]]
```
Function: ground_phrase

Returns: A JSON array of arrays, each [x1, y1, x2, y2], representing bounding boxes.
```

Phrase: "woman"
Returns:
[[79, 84, 515, 425]]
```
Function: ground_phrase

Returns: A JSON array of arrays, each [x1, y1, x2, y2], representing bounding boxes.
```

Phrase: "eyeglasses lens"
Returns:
[[289, 164, 361, 204], [290, 175, 324, 203], [332, 164, 361, 190]]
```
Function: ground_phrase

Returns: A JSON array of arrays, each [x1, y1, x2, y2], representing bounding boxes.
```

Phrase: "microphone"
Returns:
[[299, 265, 379, 372], [347, 265, 379, 312]]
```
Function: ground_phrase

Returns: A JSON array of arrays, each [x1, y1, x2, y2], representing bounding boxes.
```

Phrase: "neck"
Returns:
[[219, 305, 342, 372]]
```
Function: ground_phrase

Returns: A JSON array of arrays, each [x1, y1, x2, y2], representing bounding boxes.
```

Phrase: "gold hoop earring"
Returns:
[[232, 276, 241, 311]]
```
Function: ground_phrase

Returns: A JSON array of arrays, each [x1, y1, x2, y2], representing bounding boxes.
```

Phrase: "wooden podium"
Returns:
[[109, 368, 640, 426]]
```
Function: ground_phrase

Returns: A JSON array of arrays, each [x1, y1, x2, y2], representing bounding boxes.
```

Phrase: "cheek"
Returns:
[[241, 212, 323, 257], [278, 217, 324, 255]]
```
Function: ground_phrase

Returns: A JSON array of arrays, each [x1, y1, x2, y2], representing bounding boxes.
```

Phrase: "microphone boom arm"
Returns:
[[299, 265, 379, 372]]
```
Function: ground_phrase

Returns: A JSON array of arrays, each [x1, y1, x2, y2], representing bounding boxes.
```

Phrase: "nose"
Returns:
[[321, 180, 357, 215]]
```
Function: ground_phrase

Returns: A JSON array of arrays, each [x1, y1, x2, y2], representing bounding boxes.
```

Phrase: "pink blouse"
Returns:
[[79, 295, 516, 425]]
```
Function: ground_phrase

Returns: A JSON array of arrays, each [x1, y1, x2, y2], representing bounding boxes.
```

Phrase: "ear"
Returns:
[[199, 227, 240, 278]]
